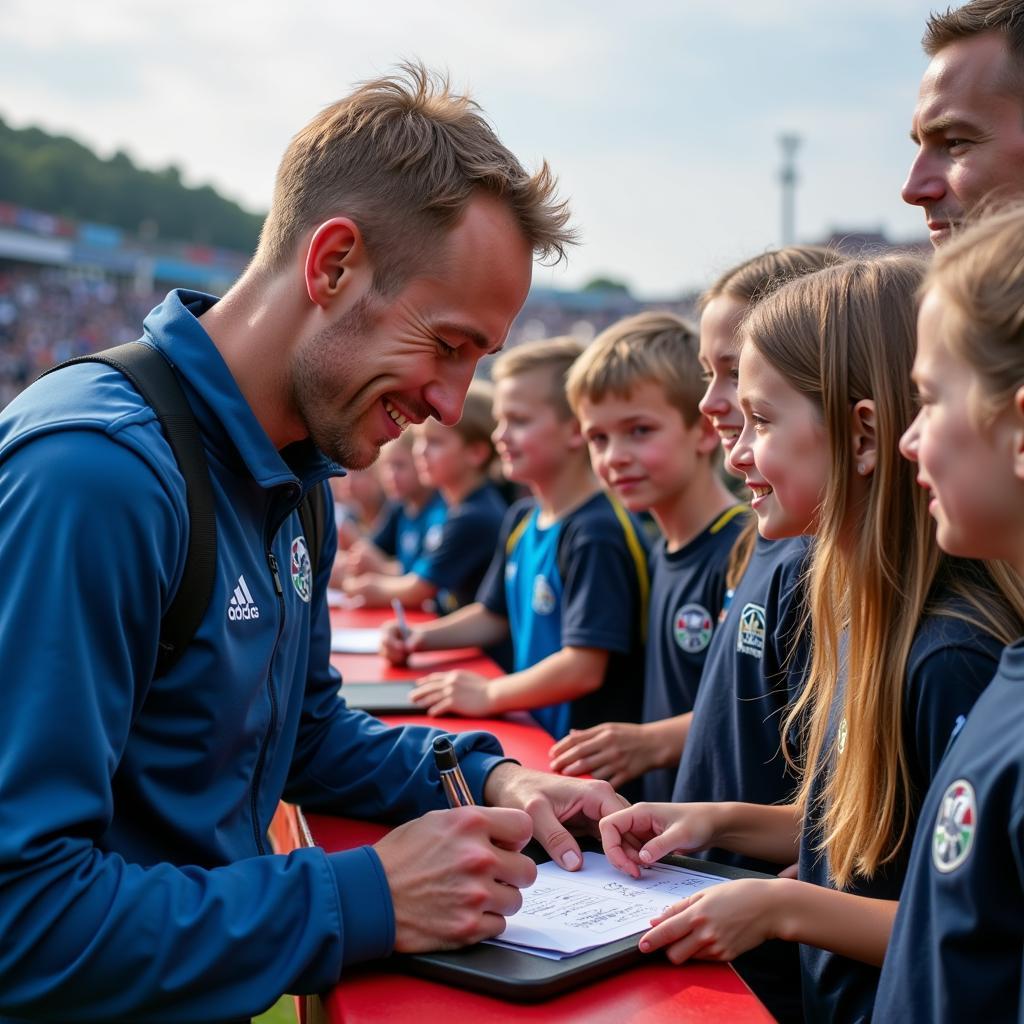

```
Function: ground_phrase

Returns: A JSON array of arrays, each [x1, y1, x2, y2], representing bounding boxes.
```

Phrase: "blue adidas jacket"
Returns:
[[0, 290, 507, 1023]]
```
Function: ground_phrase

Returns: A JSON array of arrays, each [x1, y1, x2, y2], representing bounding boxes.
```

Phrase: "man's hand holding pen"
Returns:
[[373, 804, 536, 952]]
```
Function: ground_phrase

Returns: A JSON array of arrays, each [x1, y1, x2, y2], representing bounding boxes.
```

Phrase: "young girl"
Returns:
[[874, 207, 1024, 1020], [600, 254, 1024, 1022], [674, 246, 842, 1022], [341, 381, 507, 613]]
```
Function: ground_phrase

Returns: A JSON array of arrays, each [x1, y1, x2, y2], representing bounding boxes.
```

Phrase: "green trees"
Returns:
[[0, 116, 263, 251]]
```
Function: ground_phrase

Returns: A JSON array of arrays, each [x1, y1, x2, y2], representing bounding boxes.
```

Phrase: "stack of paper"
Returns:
[[488, 852, 727, 959]]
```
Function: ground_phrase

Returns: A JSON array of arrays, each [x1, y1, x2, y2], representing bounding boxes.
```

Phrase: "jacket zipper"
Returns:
[[250, 545, 286, 855]]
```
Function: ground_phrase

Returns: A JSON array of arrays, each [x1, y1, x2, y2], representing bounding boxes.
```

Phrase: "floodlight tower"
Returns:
[[778, 133, 802, 247]]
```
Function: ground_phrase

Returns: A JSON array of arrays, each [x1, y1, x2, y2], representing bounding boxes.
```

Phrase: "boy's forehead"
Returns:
[[580, 379, 675, 419]]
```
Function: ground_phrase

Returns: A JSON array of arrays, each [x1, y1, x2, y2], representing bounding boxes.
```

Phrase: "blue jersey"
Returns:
[[642, 505, 747, 801], [371, 492, 446, 572], [875, 637, 1024, 1023], [799, 609, 1001, 1023], [478, 492, 649, 739], [411, 481, 506, 613]]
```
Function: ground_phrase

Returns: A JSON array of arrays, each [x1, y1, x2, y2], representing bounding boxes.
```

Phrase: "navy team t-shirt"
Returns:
[[371, 492, 446, 572], [411, 481, 506, 613], [874, 637, 1024, 1024], [642, 505, 746, 801], [799, 609, 1001, 1024], [672, 533, 810, 866]]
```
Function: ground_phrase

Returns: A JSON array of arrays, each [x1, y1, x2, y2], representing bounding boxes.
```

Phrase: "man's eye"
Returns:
[[435, 337, 457, 357]]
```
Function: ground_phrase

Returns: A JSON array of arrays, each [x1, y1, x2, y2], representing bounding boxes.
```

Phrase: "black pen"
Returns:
[[433, 736, 475, 808]]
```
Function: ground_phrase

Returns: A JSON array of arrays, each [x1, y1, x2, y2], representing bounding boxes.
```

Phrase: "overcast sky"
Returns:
[[1, 0, 938, 297]]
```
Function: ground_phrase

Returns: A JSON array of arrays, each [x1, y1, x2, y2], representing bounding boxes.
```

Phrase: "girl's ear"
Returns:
[[850, 399, 877, 477], [1013, 385, 1024, 483]]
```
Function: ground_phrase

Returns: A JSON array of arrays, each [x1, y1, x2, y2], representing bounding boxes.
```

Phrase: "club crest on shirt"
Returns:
[[290, 536, 312, 603], [531, 574, 556, 615], [932, 779, 976, 873], [736, 602, 766, 658], [673, 603, 713, 653], [423, 524, 444, 552]]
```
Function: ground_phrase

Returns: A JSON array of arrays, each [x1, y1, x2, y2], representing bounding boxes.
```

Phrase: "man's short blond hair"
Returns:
[[490, 337, 584, 421], [566, 312, 703, 425], [253, 62, 574, 294]]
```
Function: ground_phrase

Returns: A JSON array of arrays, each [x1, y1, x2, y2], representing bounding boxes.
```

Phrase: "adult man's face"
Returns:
[[291, 193, 533, 469], [903, 31, 1024, 246]]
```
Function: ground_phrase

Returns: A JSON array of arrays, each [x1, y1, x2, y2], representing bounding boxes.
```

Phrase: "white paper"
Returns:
[[330, 627, 381, 654], [488, 851, 727, 957]]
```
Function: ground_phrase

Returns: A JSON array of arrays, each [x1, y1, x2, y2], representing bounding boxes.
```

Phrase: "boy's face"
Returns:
[[492, 370, 581, 485], [578, 380, 713, 520], [377, 441, 428, 503], [412, 419, 472, 491]]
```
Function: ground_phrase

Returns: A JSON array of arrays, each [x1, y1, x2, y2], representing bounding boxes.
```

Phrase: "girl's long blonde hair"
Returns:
[[745, 255, 1024, 887]]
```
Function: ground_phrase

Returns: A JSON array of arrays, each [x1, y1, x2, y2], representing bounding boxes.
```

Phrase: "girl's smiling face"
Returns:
[[901, 286, 1024, 568], [698, 294, 748, 464], [729, 341, 831, 539]]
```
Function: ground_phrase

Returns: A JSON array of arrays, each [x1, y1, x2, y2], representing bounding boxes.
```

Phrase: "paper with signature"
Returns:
[[488, 851, 727, 958]]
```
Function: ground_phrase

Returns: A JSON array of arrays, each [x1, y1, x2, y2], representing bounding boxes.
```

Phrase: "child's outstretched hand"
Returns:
[[639, 878, 782, 964], [598, 802, 720, 878], [548, 723, 652, 790], [411, 670, 494, 717]]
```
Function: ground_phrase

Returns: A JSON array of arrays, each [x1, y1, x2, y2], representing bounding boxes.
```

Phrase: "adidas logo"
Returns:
[[228, 575, 260, 621]]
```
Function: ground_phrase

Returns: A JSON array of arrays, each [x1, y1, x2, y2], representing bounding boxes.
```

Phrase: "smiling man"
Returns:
[[0, 64, 628, 1023], [903, 0, 1024, 245]]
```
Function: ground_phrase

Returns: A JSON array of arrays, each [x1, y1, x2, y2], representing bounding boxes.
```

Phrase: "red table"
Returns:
[[282, 607, 773, 1023]]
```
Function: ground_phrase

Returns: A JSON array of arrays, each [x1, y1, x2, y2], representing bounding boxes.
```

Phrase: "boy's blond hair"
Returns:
[[566, 312, 702, 425], [490, 337, 583, 421]]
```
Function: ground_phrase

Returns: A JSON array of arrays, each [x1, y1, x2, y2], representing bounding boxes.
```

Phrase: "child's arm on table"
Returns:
[[411, 645, 608, 719]]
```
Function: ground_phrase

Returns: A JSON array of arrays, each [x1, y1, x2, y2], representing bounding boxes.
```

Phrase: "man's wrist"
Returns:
[[481, 759, 522, 806]]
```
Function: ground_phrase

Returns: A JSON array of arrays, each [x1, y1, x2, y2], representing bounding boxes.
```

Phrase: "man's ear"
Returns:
[[851, 398, 877, 476], [1012, 384, 1024, 483], [303, 218, 367, 308]]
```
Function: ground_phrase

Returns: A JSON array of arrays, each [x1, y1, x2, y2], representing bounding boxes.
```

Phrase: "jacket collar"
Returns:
[[142, 289, 343, 493]]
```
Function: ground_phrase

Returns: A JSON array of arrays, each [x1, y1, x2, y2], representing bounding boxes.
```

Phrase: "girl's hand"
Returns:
[[598, 802, 721, 878], [548, 723, 653, 789], [640, 878, 783, 964]]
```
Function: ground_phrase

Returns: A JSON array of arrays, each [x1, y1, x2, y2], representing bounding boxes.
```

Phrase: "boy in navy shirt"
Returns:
[[549, 312, 745, 800], [343, 383, 505, 612], [341, 430, 446, 580], [382, 338, 649, 739]]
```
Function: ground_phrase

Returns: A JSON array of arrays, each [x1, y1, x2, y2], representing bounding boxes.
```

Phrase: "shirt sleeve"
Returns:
[[370, 500, 402, 556], [476, 502, 530, 617], [559, 512, 642, 654], [905, 632, 1000, 783]]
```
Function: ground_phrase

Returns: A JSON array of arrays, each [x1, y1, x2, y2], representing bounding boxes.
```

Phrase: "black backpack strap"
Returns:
[[298, 482, 327, 571], [40, 341, 218, 675]]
